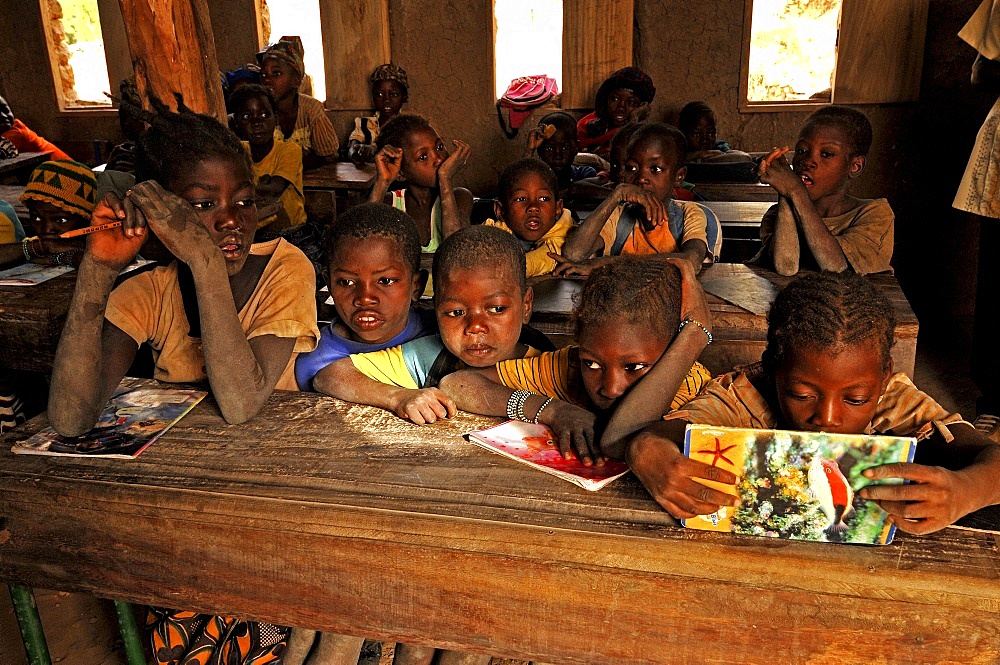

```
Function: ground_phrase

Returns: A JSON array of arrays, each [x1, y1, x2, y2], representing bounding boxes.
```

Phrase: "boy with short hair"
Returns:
[[313, 225, 552, 424], [527, 111, 597, 191], [295, 202, 431, 391]]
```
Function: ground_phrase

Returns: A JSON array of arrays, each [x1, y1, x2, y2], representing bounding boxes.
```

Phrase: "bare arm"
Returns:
[[437, 140, 472, 237], [676, 238, 708, 274], [770, 197, 801, 276], [369, 146, 402, 203], [560, 187, 622, 260]]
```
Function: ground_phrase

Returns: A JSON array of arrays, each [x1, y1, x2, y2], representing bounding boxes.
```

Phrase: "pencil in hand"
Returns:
[[59, 221, 123, 239]]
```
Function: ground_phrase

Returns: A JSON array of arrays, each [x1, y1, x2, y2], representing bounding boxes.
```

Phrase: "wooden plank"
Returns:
[[562, 0, 634, 110], [303, 162, 377, 191], [699, 200, 772, 225], [834, 0, 929, 104], [0, 153, 49, 183], [690, 182, 777, 202], [0, 387, 997, 663], [320, 0, 390, 109], [0, 271, 76, 372]]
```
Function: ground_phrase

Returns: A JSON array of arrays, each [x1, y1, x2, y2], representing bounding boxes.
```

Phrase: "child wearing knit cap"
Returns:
[[348, 63, 410, 165]]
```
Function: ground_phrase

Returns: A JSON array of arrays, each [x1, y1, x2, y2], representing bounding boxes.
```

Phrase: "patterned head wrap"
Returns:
[[258, 37, 305, 78], [0, 137, 17, 159], [594, 66, 656, 120], [369, 64, 409, 93], [20, 160, 97, 218]]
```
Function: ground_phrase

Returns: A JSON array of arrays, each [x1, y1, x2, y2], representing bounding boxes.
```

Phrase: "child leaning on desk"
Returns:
[[48, 98, 321, 664], [625, 271, 1000, 533], [752, 105, 894, 276]]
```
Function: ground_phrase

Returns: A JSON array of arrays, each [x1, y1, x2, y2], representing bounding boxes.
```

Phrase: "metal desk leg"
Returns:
[[113, 600, 146, 665], [7, 584, 51, 665]]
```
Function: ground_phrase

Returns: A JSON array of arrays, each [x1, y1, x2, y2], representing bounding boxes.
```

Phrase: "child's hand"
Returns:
[[664, 257, 712, 337], [393, 387, 457, 425], [548, 252, 595, 278], [757, 147, 803, 198], [437, 139, 470, 186], [526, 124, 554, 152], [126, 181, 217, 265], [859, 463, 975, 535], [614, 184, 667, 225], [83, 192, 147, 270], [536, 400, 602, 467], [352, 144, 377, 166], [374, 145, 403, 183], [628, 426, 739, 519], [627, 102, 651, 124]]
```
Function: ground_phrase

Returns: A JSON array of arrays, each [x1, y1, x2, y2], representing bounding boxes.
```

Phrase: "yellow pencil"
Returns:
[[59, 220, 123, 239]]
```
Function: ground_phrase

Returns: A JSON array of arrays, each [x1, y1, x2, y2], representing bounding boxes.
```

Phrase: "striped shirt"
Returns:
[[274, 93, 340, 158]]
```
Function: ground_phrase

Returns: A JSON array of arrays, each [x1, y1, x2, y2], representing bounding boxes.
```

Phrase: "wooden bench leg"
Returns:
[[7, 584, 51, 665], [113, 600, 146, 665]]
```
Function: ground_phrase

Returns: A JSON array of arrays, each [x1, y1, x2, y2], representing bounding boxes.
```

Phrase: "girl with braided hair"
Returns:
[[627, 271, 1000, 534]]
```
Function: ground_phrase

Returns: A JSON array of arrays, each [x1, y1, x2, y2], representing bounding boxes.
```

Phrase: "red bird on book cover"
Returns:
[[808, 456, 855, 535]]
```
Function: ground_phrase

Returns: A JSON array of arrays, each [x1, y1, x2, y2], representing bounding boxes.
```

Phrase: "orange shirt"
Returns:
[[2, 119, 71, 160]]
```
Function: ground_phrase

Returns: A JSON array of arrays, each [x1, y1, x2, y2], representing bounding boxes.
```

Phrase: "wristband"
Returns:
[[506, 389, 534, 422], [22, 238, 34, 262], [679, 318, 713, 345], [532, 397, 555, 424]]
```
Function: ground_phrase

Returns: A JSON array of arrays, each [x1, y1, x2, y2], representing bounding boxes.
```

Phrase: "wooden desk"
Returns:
[[700, 200, 771, 263], [691, 181, 777, 202], [0, 271, 76, 372], [0, 152, 49, 184], [303, 162, 376, 192], [0, 185, 27, 224], [529, 264, 918, 377], [0, 386, 995, 663]]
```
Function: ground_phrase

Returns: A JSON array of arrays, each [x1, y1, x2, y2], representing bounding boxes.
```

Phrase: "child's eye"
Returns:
[[418, 154, 428, 161], [514, 196, 527, 203], [845, 397, 871, 406], [582, 360, 602, 371], [539, 196, 550, 202], [624, 164, 637, 172], [236, 197, 256, 207], [487, 305, 508, 314], [377, 277, 398, 285], [795, 147, 808, 155], [788, 393, 814, 402], [625, 362, 651, 372], [335, 278, 355, 287], [443, 308, 465, 317], [821, 151, 835, 158], [190, 201, 213, 210], [650, 166, 663, 173]]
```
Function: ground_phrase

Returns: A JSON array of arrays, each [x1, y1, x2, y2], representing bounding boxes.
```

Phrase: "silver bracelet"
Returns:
[[22, 238, 33, 262], [678, 317, 713, 345], [532, 396, 555, 424], [506, 389, 534, 422]]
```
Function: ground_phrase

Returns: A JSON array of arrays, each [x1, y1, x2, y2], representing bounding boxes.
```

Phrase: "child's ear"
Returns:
[[493, 199, 505, 223], [321, 266, 331, 291], [881, 356, 894, 391], [849, 155, 865, 179], [412, 268, 429, 301], [674, 165, 688, 187], [555, 198, 564, 219], [521, 285, 534, 323]]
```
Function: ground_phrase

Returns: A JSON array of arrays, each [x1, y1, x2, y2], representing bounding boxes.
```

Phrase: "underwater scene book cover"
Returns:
[[682, 424, 916, 545]]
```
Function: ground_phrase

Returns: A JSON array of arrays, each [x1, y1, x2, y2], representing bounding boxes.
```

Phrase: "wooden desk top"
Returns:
[[691, 181, 778, 202], [303, 162, 376, 191], [0, 152, 49, 181], [0, 270, 76, 372], [0, 385, 996, 663], [700, 200, 773, 226]]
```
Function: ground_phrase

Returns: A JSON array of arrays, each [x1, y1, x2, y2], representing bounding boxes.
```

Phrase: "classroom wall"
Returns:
[[0, 0, 985, 340]]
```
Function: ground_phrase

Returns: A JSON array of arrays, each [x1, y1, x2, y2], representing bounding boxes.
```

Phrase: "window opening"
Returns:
[[494, 0, 563, 99]]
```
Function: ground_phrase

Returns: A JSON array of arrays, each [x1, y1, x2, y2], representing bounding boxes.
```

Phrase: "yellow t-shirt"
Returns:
[[246, 139, 306, 228], [496, 345, 712, 412], [483, 208, 575, 277], [105, 238, 320, 390]]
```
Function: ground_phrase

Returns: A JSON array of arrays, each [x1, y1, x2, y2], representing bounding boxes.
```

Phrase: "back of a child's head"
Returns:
[[627, 123, 687, 168], [432, 225, 526, 299], [801, 106, 873, 157], [574, 257, 681, 340], [228, 83, 276, 117], [376, 112, 432, 152], [323, 202, 421, 275], [678, 101, 715, 135], [497, 158, 559, 205], [763, 271, 895, 375], [135, 95, 251, 189]]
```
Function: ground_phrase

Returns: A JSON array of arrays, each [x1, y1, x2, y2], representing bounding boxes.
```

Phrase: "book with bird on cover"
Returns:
[[682, 424, 916, 545]]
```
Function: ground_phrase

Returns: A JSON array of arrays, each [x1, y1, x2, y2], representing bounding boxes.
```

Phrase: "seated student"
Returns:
[[348, 63, 409, 166], [483, 158, 574, 277], [47, 99, 320, 665], [259, 37, 339, 169], [554, 123, 718, 276], [314, 225, 550, 425], [577, 67, 655, 157], [230, 83, 306, 234], [625, 271, 1000, 533], [295, 202, 432, 390], [525, 111, 597, 191], [440, 256, 713, 466], [0, 160, 96, 268], [753, 105, 893, 276], [105, 79, 146, 175], [678, 101, 752, 164], [0, 94, 71, 160], [370, 113, 472, 252]]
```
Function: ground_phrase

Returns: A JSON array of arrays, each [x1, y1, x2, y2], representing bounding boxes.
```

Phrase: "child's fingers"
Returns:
[[122, 196, 147, 238], [870, 499, 934, 522]]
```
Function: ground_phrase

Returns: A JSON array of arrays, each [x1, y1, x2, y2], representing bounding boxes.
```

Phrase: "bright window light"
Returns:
[[494, 0, 563, 99], [261, 0, 327, 103], [49, 0, 112, 107]]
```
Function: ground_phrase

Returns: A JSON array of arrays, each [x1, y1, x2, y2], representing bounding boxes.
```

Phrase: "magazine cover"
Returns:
[[12, 384, 206, 459], [467, 420, 629, 491], [682, 424, 917, 545], [0, 263, 73, 286]]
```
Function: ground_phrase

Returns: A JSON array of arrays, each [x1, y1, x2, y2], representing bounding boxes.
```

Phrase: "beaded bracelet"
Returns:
[[54, 251, 79, 267], [21, 238, 34, 262], [506, 389, 535, 422], [532, 396, 555, 424], [678, 317, 713, 345]]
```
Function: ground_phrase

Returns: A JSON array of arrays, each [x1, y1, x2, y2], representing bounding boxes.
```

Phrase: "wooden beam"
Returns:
[[116, 0, 226, 122], [562, 0, 634, 110], [320, 0, 390, 109]]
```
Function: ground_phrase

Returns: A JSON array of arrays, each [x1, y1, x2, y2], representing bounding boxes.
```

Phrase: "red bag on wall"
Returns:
[[496, 75, 559, 138]]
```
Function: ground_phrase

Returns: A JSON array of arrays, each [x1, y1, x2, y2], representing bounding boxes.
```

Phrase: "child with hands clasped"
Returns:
[[754, 105, 894, 276], [626, 271, 1000, 533], [439, 256, 713, 466], [554, 123, 717, 277], [369, 113, 472, 252]]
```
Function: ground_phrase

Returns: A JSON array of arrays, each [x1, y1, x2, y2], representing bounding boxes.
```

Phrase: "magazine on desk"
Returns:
[[467, 420, 630, 491], [682, 424, 916, 545], [0, 258, 154, 286], [12, 381, 206, 459]]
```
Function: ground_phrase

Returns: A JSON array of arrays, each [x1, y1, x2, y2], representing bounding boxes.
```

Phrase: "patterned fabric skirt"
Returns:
[[147, 608, 289, 665], [955, 93, 1000, 219]]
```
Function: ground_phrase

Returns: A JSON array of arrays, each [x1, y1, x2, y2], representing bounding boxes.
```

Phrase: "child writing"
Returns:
[[259, 37, 339, 169], [625, 271, 1000, 533], [439, 256, 713, 467], [577, 67, 655, 156], [48, 98, 321, 664], [554, 123, 719, 276], [348, 63, 409, 165], [294, 201, 432, 391], [525, 111, 597, 191], [369, 113, 472, 252], [753, 105, 893, 276], [678, 101, 752, 164], [230, 83, 306, 234], [483, 158, 574, 277], [313, 224, 551, 425]]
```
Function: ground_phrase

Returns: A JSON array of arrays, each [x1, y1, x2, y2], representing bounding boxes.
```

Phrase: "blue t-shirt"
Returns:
[[294, 308, 433, 391]]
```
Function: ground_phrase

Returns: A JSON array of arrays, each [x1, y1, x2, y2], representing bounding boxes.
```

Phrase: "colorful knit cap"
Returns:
[[258, 37, 305, 78], [370, 64, 409, 92], [595, 66, 656, 120], [20, 160, 97, 218]]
